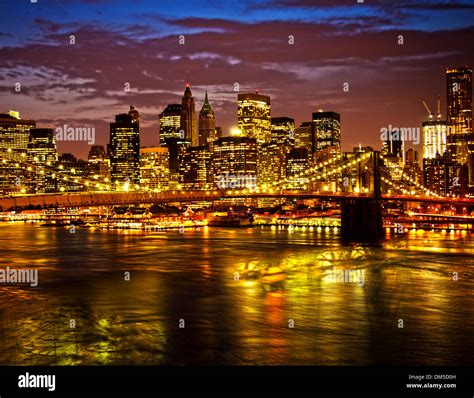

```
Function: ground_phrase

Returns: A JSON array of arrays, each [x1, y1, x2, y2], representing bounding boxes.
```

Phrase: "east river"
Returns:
[[0, 223, 472, 365]]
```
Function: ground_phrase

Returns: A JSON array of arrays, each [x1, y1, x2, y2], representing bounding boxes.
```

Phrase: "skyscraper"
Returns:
[[286, 148, 309, 190], [57, 153, 88, 192], [198, 92, 215, 147], [422, 120, 447, 159], [294, 125, 312, 154], [446, 67, 472, 166], [258, 141, 287, 187], [237, 92, 271, 144], [159, 104, 182, 146], [109, 106, 140, 188], [87, 145, 110, 184], [180, 81, 197, 146], [312, 111, 341, 153], [271, 117, 295, 145], [0, 111, 36, 195], [140, 147, 170, 191], [178, 146, 212, 190], [27, 128, 58, 194], [423, 153, 447, 196], [213, 137, 258, 188]]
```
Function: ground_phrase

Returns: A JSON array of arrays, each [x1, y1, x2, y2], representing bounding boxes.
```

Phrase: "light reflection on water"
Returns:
[[0, 223, 472, 365]]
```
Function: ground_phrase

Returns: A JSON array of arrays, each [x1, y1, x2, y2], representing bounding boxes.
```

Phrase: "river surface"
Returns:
[[0, 223, 472, 365]]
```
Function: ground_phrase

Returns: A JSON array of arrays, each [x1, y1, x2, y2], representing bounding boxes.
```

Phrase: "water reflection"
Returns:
[[0, 223, 472, 365]]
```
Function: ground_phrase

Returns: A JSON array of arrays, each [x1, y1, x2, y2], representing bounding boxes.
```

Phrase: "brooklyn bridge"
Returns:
[[1, 150, 473, 239]]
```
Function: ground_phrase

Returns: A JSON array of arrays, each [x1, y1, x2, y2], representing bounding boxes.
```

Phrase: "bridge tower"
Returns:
[[341, 151, 384, 240]]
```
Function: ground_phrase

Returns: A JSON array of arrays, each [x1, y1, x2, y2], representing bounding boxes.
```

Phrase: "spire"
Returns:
[[183, 72, 192, 97], [200, 91, 214, 115]]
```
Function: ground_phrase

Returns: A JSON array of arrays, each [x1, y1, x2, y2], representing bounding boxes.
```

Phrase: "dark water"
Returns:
[[0, 223, 472, 365]]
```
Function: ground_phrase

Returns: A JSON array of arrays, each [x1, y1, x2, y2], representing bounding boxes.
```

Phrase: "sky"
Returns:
[[0, 0, 473, 158]]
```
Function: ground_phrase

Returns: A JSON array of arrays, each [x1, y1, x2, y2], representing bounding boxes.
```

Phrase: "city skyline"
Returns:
[[1, 0, 474, 158], [1, 67, 470, 160]]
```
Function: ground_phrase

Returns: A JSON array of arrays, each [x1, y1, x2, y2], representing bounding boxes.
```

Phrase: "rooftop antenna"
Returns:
[[186, 71, 189, 87]]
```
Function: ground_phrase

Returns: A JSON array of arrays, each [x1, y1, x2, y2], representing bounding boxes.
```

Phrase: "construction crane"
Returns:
[[422, 100, 433, 120], [437, 95, 441, 120]]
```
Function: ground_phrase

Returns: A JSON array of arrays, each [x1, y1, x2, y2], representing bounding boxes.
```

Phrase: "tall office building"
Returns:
[[237, 92, 271, 144], [208, 126, 222, 153], [57, 153, 88, 192], [294, 125, 312, 154], [286, 148, 309, 190], [159, 104, 182, 145], [423, 153, 447, 196], [87, 145, 110, 184], [213, 137, 258, 188], [178, 146, 212, 190], [446, 67, 472, 166], [140, 147, 170, 191], [181, 82, 197, 146], [27, 128, 58, 194], [198, 92, 215, 147], [404, 148, 422, 186], [271, 117, 295, 145], [109, 106, 140, 188], [0, 111, 36, 195], [258, 141, 287, 187], [422, 120, 447, 159], [312, 111, 341, 153]]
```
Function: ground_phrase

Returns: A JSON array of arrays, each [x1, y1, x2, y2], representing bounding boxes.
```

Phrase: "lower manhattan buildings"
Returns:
[[109, 106, 141, 188], [0, 68, 472, 199]]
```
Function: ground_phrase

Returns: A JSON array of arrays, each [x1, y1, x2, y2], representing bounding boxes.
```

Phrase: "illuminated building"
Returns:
[[208, 126, 222, 153], [198, 92, 215, 147], [445, 162, 468, 196], [178, 146, 212, 190], [423, 154, 447, 196], [294, 125, 312, 154], [404, 148, 422, 186], [446, 67, 472, 166], [423, 152, 468, 197], [109, 106, 140, 187], [258, 141, 287, 186], [312, 111, 341, 153], [27, 128, 58, 194], [140, 147, 170, 191], [213, 136, 257, 188], [237, 92, 271, 144], [57, 153, 88, 192], [271, 117, 295, 145], [87, 145, 110, 183], [286, 148, 309, 190], [159, 104, 182, 146], [0, 111, 36, 195], [181, 81, 197, 146], [159, 103, 185, 189], [422, 120, 447, 159]]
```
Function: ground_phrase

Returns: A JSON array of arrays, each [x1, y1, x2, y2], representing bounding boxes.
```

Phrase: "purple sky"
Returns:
[[1, 0, 473, 158]]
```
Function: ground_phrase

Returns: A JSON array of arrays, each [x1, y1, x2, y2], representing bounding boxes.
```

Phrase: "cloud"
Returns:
[[0, 7, 473, 157]]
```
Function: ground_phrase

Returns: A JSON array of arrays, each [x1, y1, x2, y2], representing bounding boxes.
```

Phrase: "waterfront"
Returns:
[[0, 223, 472, 365]]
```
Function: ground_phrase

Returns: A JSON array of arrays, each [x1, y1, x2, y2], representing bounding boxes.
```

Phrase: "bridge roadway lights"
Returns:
[[341, 197, 384, 240]]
